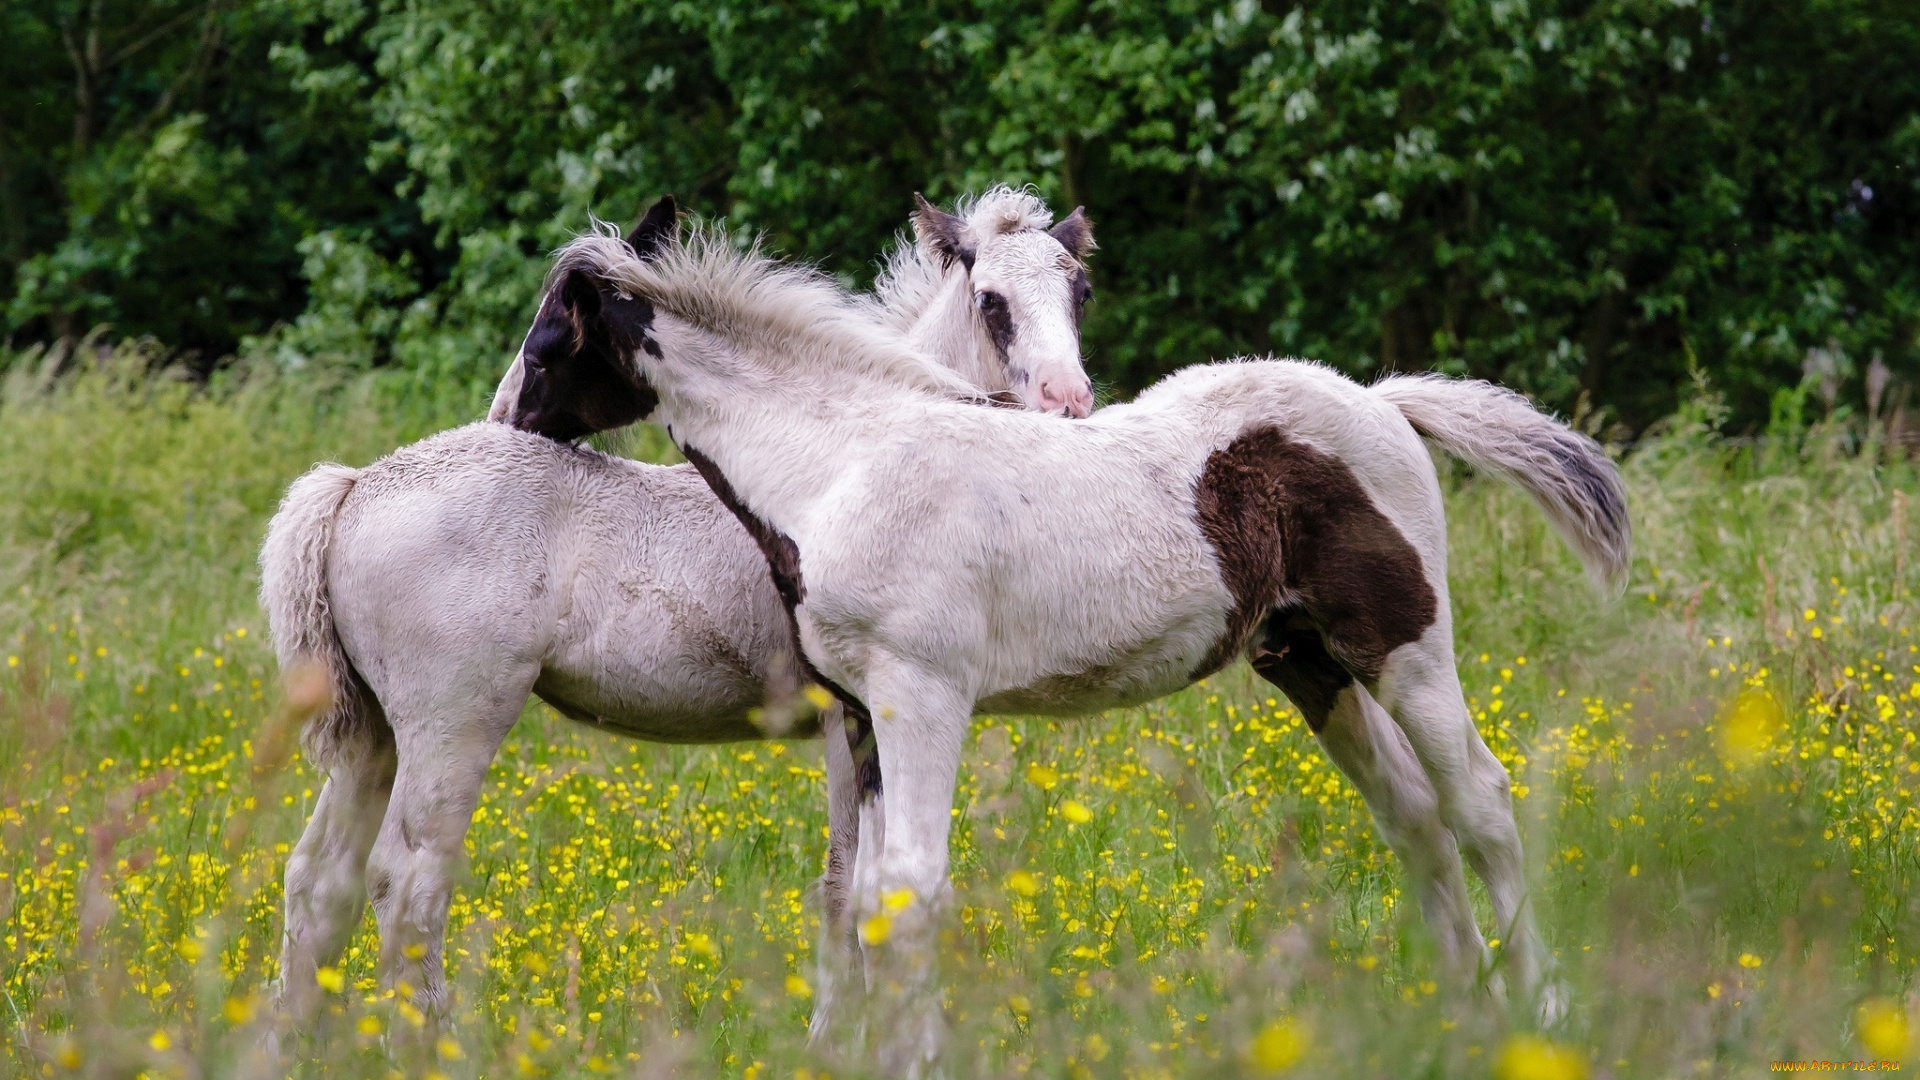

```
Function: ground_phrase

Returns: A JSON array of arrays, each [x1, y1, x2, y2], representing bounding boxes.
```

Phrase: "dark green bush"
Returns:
[[6, 0, 1916, 429]]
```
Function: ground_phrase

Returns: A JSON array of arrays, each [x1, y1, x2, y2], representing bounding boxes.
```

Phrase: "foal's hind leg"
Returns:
[[1252, 631, 1483, 971], [1317, 687, 1486, 965], [818, 702, 860, 937], [364, 678, 530, 1017], [279, 735, 397, 1020], [812, 701, 866, 1043], [1374, 626, 1550, 1013]]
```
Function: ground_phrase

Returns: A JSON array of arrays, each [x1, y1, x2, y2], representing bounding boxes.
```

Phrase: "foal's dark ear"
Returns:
[[557, 268, 603, 319], [1049, 206, 1095, 260], [627, 195, 678, 258], [912, 192, 975, 271], [553, 268, 604, 348]]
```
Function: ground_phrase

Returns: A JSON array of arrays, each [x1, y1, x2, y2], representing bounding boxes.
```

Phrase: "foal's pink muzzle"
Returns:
[[1039, 374, 1094, 418]]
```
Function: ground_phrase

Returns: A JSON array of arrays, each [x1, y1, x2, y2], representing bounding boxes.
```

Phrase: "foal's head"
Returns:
[[910, 188, 1096, 418], [488, 197, 677, 441]]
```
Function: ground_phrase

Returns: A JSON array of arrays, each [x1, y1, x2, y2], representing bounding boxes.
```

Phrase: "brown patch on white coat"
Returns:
[[1191, 427, 1439, 728]]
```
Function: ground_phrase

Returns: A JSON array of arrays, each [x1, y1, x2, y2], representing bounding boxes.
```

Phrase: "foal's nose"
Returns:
[[1040, 376, 1094, 418]]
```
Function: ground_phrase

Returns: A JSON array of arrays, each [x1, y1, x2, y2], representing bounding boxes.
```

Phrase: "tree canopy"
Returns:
[[6, 0, 1917, 429]]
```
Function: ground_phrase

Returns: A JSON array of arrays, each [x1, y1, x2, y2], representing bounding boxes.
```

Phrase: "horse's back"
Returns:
[[789, 403, 1229, 709], [801, 361, 1449, 714], [325, 422, 785, 740]]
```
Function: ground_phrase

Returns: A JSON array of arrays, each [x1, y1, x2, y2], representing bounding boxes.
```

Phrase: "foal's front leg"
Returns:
[[856, 661, 972, 1076]]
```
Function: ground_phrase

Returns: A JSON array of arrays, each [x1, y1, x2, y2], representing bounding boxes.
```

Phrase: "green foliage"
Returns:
[[1, 0, 434, 359], [6, 0, 1918, 428]]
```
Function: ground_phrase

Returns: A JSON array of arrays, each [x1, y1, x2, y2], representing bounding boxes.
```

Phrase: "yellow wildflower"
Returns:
[[1247, 1017, 1308, 1072], [1495, 1034, 1587, 1080], [1858, 1000, 1910, 1059], [1720, 688, 1784, 765]]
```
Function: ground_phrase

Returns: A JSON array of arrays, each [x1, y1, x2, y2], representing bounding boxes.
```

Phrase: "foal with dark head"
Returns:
[[487, 197, 674, 439]]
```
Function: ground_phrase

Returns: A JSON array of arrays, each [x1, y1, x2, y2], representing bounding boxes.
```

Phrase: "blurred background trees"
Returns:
[[5, 0, 1916, 430]]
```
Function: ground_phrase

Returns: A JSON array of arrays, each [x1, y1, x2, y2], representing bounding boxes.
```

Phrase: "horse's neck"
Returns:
[[659, 355, 889, 530], [906, 270, 1000, 393]]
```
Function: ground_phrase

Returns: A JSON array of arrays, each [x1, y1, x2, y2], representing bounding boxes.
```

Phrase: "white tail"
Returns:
[[1373, 373, 1631, 593], [259, 463, 383, 770]]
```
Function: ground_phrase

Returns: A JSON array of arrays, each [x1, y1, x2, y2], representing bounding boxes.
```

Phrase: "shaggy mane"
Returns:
[[874, 185, 1063, 331], [549, 225, 983, 402]]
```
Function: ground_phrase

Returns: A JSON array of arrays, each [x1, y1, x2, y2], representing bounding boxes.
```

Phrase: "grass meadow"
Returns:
[[2, 349, 1918, 1079]]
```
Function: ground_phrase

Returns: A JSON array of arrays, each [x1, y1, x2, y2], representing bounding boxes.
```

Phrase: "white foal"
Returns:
[[261, 188, 1097, 1029], [544, 231, 1630, 1069]]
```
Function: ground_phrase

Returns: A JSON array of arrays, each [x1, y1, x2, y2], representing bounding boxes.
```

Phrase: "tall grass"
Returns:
[[1, 351, 1915, 1078]]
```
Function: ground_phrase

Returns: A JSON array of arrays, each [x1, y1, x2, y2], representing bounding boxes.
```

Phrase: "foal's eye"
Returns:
[[976, 291, 1004, 312]]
